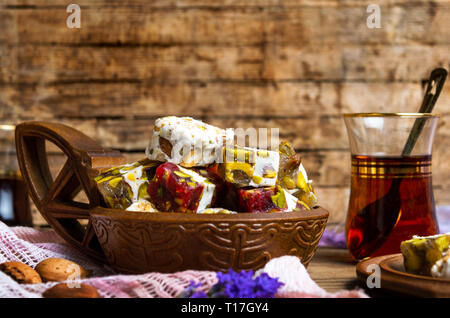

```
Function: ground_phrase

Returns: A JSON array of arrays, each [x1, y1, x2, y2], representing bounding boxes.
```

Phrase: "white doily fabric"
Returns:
[[0, 222, 217, 298], [0, 221, 368, 298]]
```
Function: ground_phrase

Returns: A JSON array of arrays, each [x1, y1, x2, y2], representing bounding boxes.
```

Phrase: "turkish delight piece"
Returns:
[[277, 141, 318, 208], [192, 164, 238, 211], [278, 141, 301, 187], [197, 208, 237, 215], [147, 162, 216, 213], [400, 233, 450, 276], [237, 186, 309, 213], [431, 251, 450, 279], [94, 158, 160, 210], [287, 164, 319, 208], [145, 116, 234, 167], [193, 165, 226, 196], [126, 199, 159, 212], [219, 146, 280, 187]]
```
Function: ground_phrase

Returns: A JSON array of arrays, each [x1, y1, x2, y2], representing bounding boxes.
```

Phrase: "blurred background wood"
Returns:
[[0, 0, 449, 226]]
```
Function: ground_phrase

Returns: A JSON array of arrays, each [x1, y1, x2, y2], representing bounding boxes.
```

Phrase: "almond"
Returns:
[[159, 136, 173, 157], [43, 283, 101, 298], [0, 261, 42, 284], [35, 258, 91, 282]]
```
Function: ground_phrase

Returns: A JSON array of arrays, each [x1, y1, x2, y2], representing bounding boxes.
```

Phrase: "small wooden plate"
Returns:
[[356, 254, 450, 297]]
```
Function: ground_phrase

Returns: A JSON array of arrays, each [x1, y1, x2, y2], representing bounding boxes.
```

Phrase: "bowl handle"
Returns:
[[15, 121, 126, 262]]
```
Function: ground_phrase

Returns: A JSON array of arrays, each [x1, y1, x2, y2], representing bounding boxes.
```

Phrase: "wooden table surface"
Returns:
[[307, 247, 406, 297], [308, 247, 360, 292]]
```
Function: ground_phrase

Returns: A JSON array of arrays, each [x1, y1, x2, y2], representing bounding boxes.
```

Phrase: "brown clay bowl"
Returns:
[[15, 121, 329, 274]]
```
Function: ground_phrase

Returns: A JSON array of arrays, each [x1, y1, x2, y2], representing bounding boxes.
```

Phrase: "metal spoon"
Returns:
[[349, 68, 448, 259]]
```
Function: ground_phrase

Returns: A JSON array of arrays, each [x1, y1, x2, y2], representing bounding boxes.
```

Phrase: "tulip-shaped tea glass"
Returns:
[[343, 113, 439, 260]]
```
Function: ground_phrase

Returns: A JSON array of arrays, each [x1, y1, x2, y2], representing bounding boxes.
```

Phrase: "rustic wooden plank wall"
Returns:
[[0, 0, 449, 226]]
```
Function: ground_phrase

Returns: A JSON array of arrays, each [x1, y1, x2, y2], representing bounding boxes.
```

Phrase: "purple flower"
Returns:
[[179, 269, 283, 298], [179, 281, 207, 298], [190, 291, 208, 298], [318, 228, 347, 249], [252, 272, 284, 298]]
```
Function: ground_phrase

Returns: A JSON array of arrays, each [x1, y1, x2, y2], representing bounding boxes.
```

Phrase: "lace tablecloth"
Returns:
[[0, 221, 368, 298]]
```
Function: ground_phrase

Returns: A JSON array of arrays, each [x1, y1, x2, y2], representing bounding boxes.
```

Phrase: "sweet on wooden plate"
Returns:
[[15, 121, 329, 274], [356, 254, 450, 297]]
